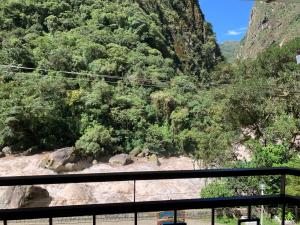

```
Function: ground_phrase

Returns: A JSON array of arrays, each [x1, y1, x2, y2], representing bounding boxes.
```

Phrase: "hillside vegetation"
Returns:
[[0, 0, 299, 170], [220, 41, 239, 63]]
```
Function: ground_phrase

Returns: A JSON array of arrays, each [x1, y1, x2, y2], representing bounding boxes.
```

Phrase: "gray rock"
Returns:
[[293, 134, 300, 148], [64, 161, 90, 172], [137, 152, 144, 158], [0, 186, 51, 209], [148, 154, 160, 166], [109, 154, 132, 166], [137, 148, 150, 158], [142, 148, 150, 156], [129, 148, 141, 157], [2, 146, 12, 156], [39, 147, 90, 172]]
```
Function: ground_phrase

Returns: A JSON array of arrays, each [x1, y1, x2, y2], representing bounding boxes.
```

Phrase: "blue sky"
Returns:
[[199, 0, 254, 43]]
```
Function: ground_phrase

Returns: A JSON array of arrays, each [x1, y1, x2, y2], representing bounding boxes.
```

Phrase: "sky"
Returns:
[[199, 0, 254, 43]]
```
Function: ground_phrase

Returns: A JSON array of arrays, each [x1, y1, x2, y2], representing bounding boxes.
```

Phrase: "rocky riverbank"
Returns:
[[0, 151, 205, 208]]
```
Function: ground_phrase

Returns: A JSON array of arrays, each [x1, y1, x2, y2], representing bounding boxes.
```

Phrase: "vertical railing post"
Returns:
[[212, 208, 215, 225], [280, 174, 286, 197], [281, 174, 286, 225], [281, 204, 286, 225], [174, 210, 177, 224], [93, 215, 96, 225], [248, 206, 252, 219], [134, 180, 136, 202], [134, 180, 137, 225], [3, 220, 7, 225], [49, 218, 52, 225]]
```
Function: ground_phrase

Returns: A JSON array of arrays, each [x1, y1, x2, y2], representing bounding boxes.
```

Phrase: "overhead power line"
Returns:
[[0, 64, 170, 88], [0, 64, 171, 83], [0, 64, 299, 94]]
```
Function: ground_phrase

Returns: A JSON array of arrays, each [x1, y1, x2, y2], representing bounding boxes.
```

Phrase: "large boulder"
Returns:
[[40, 147, 90, 172], [0, 151, 5, 158], [0, 186, 51, 209], [2, 146, 12, 156], [148, 154, 161, 166], [109, 154, 132, 166]]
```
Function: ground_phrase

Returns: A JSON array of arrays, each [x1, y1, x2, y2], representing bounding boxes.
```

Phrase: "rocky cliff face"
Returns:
[[137, 0, 222, 76], [238, 1, 300, 59]]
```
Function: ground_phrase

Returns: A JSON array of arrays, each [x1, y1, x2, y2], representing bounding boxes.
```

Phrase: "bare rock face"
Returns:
[[109, 154, 132, 166], [238, 1, 300, 59], [39, 147, 90, 173], [0, 186, 51, 209]]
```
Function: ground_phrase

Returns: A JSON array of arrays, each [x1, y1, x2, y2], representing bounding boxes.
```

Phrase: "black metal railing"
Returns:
[[0, 167, 299, 225]]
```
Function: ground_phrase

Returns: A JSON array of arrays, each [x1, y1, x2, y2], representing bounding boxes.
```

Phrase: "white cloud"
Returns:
[[226, 26, 248, 36], [227, 30, 243, 36]]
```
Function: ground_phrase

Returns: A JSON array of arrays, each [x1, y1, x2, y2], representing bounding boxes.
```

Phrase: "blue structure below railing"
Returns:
[[0, 167, 299, 225]]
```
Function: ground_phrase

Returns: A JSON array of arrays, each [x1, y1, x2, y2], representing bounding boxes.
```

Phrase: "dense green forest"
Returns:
[[0, 0, 299, 174]]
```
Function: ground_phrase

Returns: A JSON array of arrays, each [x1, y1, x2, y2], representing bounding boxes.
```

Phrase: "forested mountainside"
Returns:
[[220, 41, 239, 63], [0, 0, 223, 160], [0, 0, 299, 172], [238, 1, 300, 59]]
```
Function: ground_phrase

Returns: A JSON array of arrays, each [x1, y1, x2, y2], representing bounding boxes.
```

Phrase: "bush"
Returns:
[[75, 124, 115, 157], [200, 180, 234, 198]]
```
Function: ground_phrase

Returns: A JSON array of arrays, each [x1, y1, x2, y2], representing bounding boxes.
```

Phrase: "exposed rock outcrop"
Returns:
[[238, 1, 300, 59], [109, 154, 132, 166], [0, 186, 51, 209], [39, 147, 90, 172]]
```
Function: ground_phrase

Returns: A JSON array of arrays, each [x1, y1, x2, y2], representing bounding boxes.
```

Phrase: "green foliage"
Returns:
[[220, 41, 240, 63], [285, 157, 300, 196], [0, 0, 299, 174], [75, 123, 115, 157], [250, 142, 291, 167], [201, 180, 234, 198]]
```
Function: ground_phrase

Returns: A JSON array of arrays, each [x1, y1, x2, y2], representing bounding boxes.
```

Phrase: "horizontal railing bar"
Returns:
[[0, 195, 289, 220], [285, 195, 300, 205], [0, 167, 299, 186], [285, 168, 300, 176]]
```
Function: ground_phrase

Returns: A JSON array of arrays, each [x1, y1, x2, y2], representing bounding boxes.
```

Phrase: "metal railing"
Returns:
[[0, 167, 299, 225]]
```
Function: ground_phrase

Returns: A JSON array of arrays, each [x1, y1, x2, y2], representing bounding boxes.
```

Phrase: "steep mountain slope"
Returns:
[[220, 41, 240, 63], [0, 0, 221, 80], [238, 1, 300, 59], [137, 0, 222, 76], [0, 0, 226, 161]]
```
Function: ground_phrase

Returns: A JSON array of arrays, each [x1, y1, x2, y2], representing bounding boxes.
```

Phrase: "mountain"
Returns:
[[0, 0, 224, 159], [136, 0, 222, 76], [238, 1, 300, 59], [220, 41, 240, 63]]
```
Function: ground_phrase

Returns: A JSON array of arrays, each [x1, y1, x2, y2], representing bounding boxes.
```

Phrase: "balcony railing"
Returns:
[[0, 167, 299, 225]]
